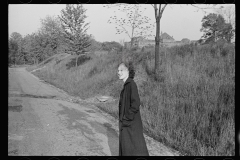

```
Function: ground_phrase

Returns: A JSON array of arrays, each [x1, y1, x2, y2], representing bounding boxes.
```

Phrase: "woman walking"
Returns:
[[117, 59, 149, 156]]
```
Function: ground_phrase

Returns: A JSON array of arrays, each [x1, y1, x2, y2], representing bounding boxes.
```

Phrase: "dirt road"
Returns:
[[8, 67, 179, 156]]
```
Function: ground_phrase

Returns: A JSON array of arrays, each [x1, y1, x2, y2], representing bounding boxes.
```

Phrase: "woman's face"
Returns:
[[118, 64, 129, 80]]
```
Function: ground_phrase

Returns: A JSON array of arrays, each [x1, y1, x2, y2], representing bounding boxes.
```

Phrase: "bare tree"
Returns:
[[151, 4, 167, 81], [105, 4, 155, 48]]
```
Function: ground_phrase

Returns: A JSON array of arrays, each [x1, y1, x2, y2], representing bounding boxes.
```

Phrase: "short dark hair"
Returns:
[[119, 59, 135, 79]]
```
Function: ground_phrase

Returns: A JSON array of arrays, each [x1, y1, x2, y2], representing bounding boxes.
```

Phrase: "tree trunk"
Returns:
[[130, 38, 133, 48], [155, 18, 160, 80], [14, 54, 16, 67], [75, 55, 78, 67]]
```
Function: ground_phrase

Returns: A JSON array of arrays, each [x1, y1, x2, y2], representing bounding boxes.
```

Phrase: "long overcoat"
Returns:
[[119, 77, 149, 156]]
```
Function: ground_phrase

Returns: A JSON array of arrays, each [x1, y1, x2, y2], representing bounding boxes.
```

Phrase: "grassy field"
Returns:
[[27, 43, 235, 156]]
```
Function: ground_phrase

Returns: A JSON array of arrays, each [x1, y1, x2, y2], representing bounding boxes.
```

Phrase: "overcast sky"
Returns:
[[9, 4, 233, 43]]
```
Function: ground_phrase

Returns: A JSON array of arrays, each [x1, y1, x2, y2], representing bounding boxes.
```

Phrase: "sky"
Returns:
[[9, 4, 234, 43]]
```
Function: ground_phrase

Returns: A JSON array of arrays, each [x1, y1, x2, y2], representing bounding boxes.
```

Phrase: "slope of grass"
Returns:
[[27, 43, 235, 156], [25, 53, 70, 72]]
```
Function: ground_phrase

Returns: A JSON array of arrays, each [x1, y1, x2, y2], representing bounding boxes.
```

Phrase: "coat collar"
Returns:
[[124, 77, 132, 86]]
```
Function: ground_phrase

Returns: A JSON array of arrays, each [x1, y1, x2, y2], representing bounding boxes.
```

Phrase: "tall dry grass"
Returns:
[[29, 42, 235, 156]]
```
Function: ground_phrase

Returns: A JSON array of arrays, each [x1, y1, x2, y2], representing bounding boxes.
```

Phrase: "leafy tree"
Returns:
[[19, 16, 66, 65], [86, 35, 102, 52], [22, 32, 47, 65], [59, 4, 91, 67], [217, 5, 235, 42], [181, 38, 191, 43], [200, 13, 234, 43], [29, 33, 42, 64], [10, 32, 23, 48], [9, 31, 47, 65], [9, 32, 23, 65], [21, 34, 36, 64], [105, 4, 155, 48], [215, 5, 235, 32], [102, 41, 122, 52], [218, 23, 234, 43], [8, 39, 18, 66], [39, 15, 65, 55]]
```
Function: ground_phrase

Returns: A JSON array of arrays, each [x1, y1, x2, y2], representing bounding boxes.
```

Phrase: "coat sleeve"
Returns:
[[129, 81, 140, 116], [122, 81, 140, 126]]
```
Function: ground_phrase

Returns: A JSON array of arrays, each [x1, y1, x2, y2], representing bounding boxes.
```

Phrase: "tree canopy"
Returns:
[[59, 4, 91, 67], [200, 13, 234, 43]]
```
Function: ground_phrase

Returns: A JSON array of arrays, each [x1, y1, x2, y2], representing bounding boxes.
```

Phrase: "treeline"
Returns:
[[8, 16, 65, 66], [8, 5, 123, 66], [8, 16, 123, 66]]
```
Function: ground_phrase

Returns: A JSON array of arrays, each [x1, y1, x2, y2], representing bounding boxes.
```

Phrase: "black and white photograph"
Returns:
[[8, 3, 235, 156]]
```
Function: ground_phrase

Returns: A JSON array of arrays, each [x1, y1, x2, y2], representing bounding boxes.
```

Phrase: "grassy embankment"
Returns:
[[27, 43, 235, 156]]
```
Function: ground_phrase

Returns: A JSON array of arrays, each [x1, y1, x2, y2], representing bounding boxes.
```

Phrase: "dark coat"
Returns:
[[119, 77, 149, 156]]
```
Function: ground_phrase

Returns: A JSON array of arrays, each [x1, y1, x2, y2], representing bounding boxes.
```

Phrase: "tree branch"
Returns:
[[119, 25, 131, 39], [191, 4, 219, 10], [158, 4, 161, 18], [154, 4, 158, 18], [150, 4, 155, 9], [160, 4, 167, 16]]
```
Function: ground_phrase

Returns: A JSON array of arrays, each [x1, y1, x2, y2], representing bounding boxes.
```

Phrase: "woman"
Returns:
[[117, 60, 149, 156]]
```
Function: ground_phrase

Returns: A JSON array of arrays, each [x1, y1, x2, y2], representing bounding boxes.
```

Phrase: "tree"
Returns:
[[200, 13, 234, 43], [215, 5, 235, 30], [21, 34, 36, 65], [22, 32, 47, 65], [86, 34, 102, 52], [19, 16, 66, 66], [59, 4, 91, 67], [39, 15, 65, 55], [102, 41, 122, 52], [151, 4, 167, 81], [8, 39, 18, 66], [29, 33, 43, 65], [181, 38, 191, 44], [105, 4, 155, 48], [9, 32, 24, 65], [105, 4, 221, 81], [151, 4, 223, 81], [215, 5, 235, 42]]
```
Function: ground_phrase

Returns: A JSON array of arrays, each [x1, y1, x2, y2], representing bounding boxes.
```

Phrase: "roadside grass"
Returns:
[[25, 65, 39, 72], [29, 43, 235, 156], [26, 53, 70, 72]]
